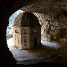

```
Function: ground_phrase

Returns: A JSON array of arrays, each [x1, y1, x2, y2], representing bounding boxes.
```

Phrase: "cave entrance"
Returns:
[[6, 9, 60, 64]]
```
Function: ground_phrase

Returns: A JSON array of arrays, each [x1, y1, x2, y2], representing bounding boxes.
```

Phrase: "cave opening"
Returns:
[[1, 0, 67, 65], [6, 9, 61, 64]]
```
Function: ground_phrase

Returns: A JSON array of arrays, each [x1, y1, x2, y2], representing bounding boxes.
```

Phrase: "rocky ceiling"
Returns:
[[20, 0, 67, 41], [20, 0, 67, 17]]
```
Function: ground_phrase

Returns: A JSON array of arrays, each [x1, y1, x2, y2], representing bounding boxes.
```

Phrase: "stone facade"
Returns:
[[12, 12, 41, 49]]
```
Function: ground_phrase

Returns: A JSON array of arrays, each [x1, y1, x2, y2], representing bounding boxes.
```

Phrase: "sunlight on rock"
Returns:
[[41, 40, 60, 49]]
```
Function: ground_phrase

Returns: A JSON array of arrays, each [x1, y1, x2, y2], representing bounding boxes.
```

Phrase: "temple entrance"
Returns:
[[34, 38, 37, 48]]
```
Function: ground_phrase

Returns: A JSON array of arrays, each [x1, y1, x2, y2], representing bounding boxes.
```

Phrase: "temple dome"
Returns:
[[14, 12, 41, 27]]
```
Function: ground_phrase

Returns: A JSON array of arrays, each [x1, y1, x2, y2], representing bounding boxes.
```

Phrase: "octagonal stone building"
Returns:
[[12, 12, 41, 49]]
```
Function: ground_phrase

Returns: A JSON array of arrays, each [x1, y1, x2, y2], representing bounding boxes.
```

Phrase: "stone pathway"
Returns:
[[7, 38, 60, 64]]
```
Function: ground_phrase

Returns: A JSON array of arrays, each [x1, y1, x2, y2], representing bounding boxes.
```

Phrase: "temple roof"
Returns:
[[13, 12, 41, 27]]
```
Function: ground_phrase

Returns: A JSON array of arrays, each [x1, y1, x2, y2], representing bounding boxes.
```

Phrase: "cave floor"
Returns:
[[7, 38, 63, 64]]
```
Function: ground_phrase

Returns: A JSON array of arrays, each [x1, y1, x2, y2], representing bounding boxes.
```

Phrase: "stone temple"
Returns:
[[12, 12, 41, 49]]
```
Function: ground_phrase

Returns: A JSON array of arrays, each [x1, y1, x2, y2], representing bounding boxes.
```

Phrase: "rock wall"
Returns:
[[33, 12, 67, 43], [33, 12, 51, 41], [20, 0, 67, 43]]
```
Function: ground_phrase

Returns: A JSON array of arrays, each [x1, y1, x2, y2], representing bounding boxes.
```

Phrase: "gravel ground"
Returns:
[[7, 38, 60, 64]]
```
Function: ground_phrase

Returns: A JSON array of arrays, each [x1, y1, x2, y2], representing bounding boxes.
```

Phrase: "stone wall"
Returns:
[[33, 12, 67, 43], [21, 0, 67, 16], [33, 12, 51, 41], [57, 13, 67, 44]]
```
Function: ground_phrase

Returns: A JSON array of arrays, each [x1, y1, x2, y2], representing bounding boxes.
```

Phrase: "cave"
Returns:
[[0, 0, 67, 66]]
